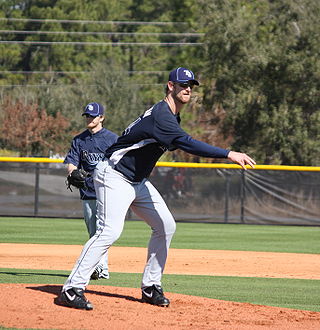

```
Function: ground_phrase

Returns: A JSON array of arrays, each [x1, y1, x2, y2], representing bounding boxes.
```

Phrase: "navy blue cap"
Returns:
[[168, 67, 199, 85], [82, 102, 104, 117]]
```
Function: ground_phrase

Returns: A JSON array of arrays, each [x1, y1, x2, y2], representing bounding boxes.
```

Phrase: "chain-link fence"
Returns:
[[0, 159, 319, 225]]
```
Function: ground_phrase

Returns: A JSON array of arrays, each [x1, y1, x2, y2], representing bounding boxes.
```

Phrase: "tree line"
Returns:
[[0, 0, 319, 166]]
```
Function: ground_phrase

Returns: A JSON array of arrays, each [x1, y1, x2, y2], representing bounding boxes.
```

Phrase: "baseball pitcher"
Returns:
[[59, 68, 255, 310]]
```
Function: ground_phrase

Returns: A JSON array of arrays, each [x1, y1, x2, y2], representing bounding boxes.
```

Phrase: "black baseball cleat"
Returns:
[[90, 267, 110, 280], [58, 288, 93, 310], [90, 268, 100, 280], [141, 284, 170, 307]]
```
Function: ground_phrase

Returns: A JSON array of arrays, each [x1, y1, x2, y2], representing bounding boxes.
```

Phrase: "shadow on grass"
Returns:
[[0, 270, 67, 278]]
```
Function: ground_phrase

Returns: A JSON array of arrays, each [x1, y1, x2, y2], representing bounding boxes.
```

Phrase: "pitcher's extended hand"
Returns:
[[227, 151, 256, 170]]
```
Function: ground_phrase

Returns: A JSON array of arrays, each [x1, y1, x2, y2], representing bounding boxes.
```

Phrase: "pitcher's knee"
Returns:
[[154, 218, 176, 237], [167, 220, 176, 236], [99, 227, 122, 245]]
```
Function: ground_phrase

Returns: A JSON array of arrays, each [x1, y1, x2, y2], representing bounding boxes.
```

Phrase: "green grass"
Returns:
[[1, 268, 319, 312], [1, 217, 320, 253], [1, 217, 320, 313]]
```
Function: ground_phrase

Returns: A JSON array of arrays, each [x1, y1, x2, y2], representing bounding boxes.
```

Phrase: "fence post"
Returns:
[[224, 171, 230, 223], [34, 163, 40, 216], [240, 170, 245, 223]]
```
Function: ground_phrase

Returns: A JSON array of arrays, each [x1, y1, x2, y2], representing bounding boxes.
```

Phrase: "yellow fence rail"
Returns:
[[0, 156, 320, 172]]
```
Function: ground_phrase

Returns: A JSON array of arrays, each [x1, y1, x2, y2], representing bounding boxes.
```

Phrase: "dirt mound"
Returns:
[[1, 283, 320, 330], [1, 243, 320, 329]]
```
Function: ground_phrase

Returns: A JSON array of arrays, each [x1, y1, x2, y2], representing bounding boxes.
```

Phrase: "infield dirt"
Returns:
[[1, 243, 320, 329]]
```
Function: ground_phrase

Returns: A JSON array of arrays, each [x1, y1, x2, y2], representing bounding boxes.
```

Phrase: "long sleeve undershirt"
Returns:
[[173, 135, 230, 158]]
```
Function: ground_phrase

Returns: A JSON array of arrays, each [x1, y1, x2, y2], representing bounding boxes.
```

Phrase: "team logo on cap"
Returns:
[[88, 105, 94, 111], [184, 70, 192, 77]]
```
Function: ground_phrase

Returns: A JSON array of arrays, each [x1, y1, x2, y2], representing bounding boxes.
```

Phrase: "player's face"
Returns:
[[172, 82, 193, 104], [85, 115, 103, 129]]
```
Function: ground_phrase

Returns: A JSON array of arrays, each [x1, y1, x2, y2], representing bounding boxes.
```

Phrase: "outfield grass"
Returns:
[[0, 217, 319, 253], [0, 217, 319, 312]]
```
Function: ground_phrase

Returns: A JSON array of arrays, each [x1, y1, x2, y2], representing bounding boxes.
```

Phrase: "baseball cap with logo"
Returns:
[[82, 102, 104, 117], [168, 67, 199, 85]]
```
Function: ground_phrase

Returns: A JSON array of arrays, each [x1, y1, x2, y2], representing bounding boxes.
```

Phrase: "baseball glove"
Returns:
[[66, 169, 89, 191]]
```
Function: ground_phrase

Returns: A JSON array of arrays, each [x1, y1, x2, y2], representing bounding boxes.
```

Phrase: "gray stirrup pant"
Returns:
[[63, 160, 176, 291]]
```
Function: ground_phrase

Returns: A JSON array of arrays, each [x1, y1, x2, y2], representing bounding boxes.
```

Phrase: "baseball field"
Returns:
[[1, 217, 320, 329]]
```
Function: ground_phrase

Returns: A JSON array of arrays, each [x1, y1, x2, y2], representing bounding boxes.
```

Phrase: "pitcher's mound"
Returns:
[[1, 283, 319, 330]]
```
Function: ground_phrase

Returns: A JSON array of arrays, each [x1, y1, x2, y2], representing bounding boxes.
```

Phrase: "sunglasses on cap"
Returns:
[[176, 82, 195, 89]]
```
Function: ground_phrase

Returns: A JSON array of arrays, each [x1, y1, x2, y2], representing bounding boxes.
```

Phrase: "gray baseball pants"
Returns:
[[63, 159, 176, 291], [82, 199, 109, 276]]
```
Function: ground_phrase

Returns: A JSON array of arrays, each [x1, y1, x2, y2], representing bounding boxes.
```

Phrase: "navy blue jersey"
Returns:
[[105, 100, 229, 182], [64, 127, 118, 199]]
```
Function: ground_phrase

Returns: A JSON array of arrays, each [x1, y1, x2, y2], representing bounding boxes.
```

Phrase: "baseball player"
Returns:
[[64, 102, 118, 280], [59, 67, 255, 310]]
